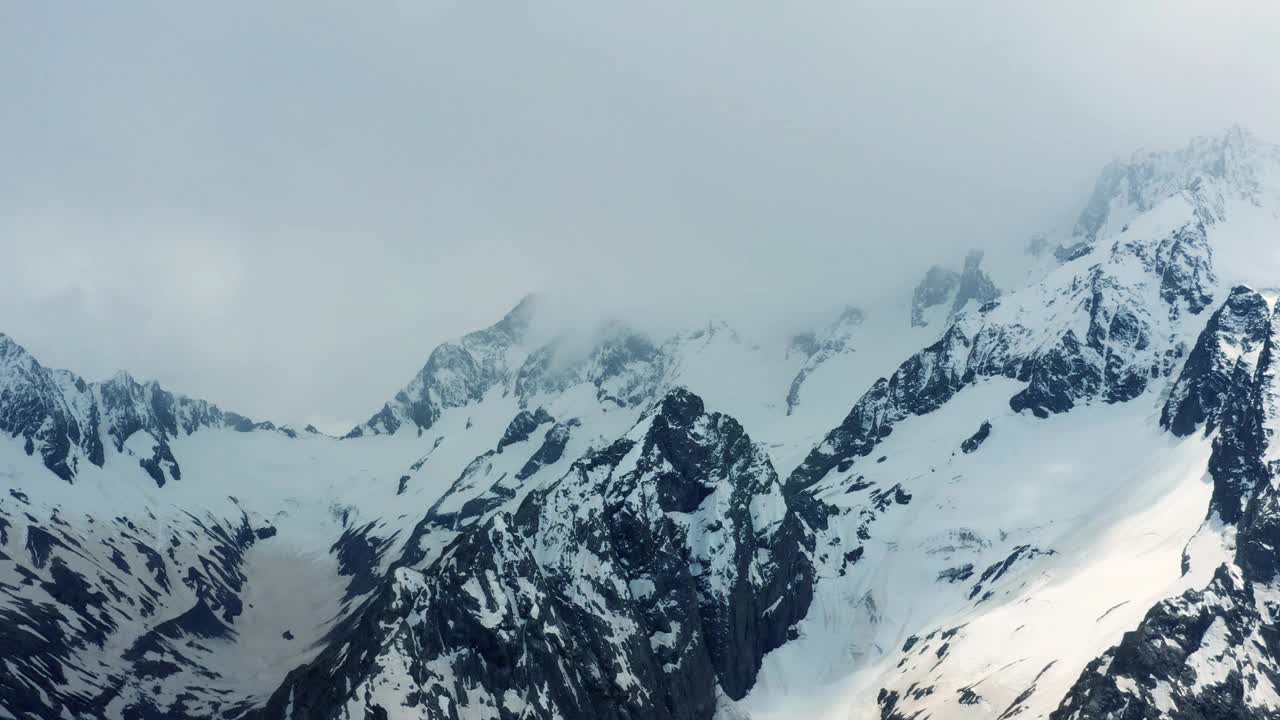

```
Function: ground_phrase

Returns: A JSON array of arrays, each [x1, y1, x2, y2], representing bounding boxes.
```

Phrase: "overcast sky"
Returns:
[[2, 2, 1279, 432]]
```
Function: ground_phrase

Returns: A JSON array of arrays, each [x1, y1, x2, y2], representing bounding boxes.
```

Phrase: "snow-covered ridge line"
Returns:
[[1074, 126, 1280, 244], [748, 130, 1280, 720], [343, 292, 877, 456], [2, 127, 1280, 720], [788, 189, 1218, 492], [0, 332, 304, 485]]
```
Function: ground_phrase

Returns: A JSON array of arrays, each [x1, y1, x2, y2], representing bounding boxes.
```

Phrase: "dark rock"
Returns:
[[961, 421, 992, 453], [496, 407, 554, 452], [516, 419, 579, 481], [937, 564, 974, 583], [911, 266, 961, 327], [1162, 286, 1270, 437], [250, 388, 825, 720], [330, 523, 398, 601]]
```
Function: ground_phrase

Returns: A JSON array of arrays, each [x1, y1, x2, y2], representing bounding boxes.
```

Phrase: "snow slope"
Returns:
[[4, 128, 1280, 720]]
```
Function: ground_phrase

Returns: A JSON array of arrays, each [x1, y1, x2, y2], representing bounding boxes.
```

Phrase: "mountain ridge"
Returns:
[[4, 127, 1280, 720]]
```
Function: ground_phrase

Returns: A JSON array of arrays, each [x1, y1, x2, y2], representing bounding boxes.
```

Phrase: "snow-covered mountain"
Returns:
[[909, 250, 1002, 330], [5, 128, 1280, 720]]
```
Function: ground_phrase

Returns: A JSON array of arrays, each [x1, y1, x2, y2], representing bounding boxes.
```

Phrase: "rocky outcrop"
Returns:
[[909, 250, 1000, 328], [0, 334, 272, 485], [911, 265, 961, 328], [960, 420, 991, 454], [250, 389, 824, 720], [517, 418, 579, 480], [497, 407, 554, 451], [951, 250, 1001, 319], [1162, 285, 1271, 438], [1052, 294, 1280, 719], [1054, 564, 1278, 720], [348, 295, 537, 437], [789, 211, 1216, 491], [350, 303, 710, 440], [911, 245, 998, 325]]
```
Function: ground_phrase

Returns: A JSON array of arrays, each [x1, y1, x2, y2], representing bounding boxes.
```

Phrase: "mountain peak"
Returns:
[[347, 295, 546, 438], [0, 332, 278, 485], [12, 129, 1280, 720], [494, 293, 539, 339], [105, 369, 139, 387], [1075, 127, 1280, 242], [651, 385, 705, 426], [0, 331, 34, 363], [910, 248, 1000, 328]]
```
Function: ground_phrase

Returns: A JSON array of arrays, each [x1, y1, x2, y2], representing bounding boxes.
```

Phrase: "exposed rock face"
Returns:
[[250, 389, 824, 720], [497, 407, 554, 452], [0, 333, 270, 485], [0, 496, 278, 719], [789, 207, 1216, 491], [348, 296, 537, 437], [1053, 564, 1277, 720], [8, 128, 1280, 720], [960, 420, 991, 454], [351, 305, 744, 441], [1052, 295, 1280, 719], [911, 265, 961, 328], [909, 250, 1001, 328], [517, 418, 579, 480], [951, 250, 1002, 319], [1162, 285, 1272, 438]]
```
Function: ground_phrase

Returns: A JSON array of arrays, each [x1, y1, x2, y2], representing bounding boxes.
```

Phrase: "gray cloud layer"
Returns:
[[2, 2, 1279, 431]]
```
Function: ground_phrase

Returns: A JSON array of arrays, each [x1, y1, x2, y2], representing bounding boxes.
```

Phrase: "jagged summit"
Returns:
[[1074, 126, 1280, 243], [0, 331, 25, 355], [346, 299, 782, 440], [0, 330, 274, 484], [909, 248, 1001, 328], [254, 385, 821, 720], [106, 368, 139, 386], [485, 291, 541, 342], [346, 295, 542, 438], [7, 128, 1280, 720], [792, 163, 1221, 491]]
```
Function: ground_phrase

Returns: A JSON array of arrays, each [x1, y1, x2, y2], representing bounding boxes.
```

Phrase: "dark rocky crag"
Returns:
[[909, 249, 1000, 328], [250, 388, 825, 720], [789, 216, 1216, 492], [0, 334, 273, 486], [1052, 290, 1280, 719]]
